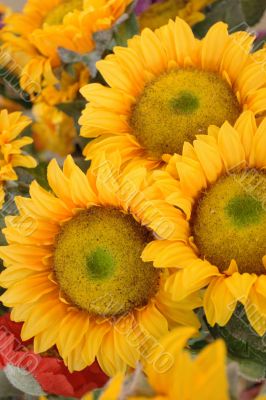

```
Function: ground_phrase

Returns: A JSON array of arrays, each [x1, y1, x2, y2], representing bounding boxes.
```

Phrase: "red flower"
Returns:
[[0, 313, 108, 398]]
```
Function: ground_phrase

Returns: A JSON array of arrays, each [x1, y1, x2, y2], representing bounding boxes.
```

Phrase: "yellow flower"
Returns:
[[0, 109, 36, 208], [139, 0, 213, 31], [83, 327, 229, 399], [4, 0, 91, 66], [32, 103, 77, 156], [39, 63, 89, 106], [2, 0, 132, 102], [62, 0, 133, 38], [0, 155, 201, 375], [142, 111, 266, 336], [0, 34, 57, 101], [1, 33, 89, 106], [79, 18, 266, 167]]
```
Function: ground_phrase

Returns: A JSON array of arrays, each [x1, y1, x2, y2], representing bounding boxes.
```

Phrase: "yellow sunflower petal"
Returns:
[[166, 260, 220, 301], [194, 340, 229, 400], [225, 272, 257, 305], [200, 22, 229, 70], [234, 111, 257, 161], [47, 158, 74, 207], [97, 330, 127, 376], [204, 276, 236, 326], [142, 240, 197, 268], [193, 137, 224, 183], [217, 122, 245, 171], [113, 315, 140, 368], [245, 285, 266, 336], [83, 320, 111, 366], [21, 298, 66, 341], [250, 118, 266, 169], [137, 302, 168, 340], [58, 309, 90, 358], [30, 180, 72, 220]]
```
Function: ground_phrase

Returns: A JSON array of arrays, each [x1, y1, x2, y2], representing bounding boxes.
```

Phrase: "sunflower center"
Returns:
[[54, 207, 160, 317], [43, 0, 83, 26], [130, 68, 241, 158], [192, 171, 266, 275]]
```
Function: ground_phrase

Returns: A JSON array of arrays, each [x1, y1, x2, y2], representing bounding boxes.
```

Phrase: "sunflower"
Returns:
[[2, 0, 131, 102], [23, 0, 133, 63], [83, 327, 229, 400], [142, 111, 266, 337], [0, 154, 201, 375], [3, 0, 93, 66], [79, 18, 266, 166], [0, 109, 36, 208], [32, 103, 77, 156], [138, 0, 213, 31]]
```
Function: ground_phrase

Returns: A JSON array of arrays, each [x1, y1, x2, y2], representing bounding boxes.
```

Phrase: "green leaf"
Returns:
[[74, 157, 91, 173], [194, 0, 266, 38], [241, 0, 266, 26], [0, 371, 23, 398], [16, 162, 49, 192], [193, 0, 245, 38], [90, 388, 104, 400], [57, 47, 85, 65], [207, 305, 266, 380], [235, 358, 266, 381], [58, 29, 114, 78], [114, 12, 139, 47], [49, 397, 76, 400], [4, 364, 46, 396], [28, 162, 49, 190]]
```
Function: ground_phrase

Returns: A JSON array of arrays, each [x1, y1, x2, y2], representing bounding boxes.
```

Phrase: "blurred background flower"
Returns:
[[32, 103, 77, 157], [137, 0, 214, 31]]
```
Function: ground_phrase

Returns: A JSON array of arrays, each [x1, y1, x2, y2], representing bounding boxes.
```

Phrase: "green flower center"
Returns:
[[130, 68, 241, 159], [43, 0, 83, 26], [192, 171, 266, 275], [54, 207, 160, 317]]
